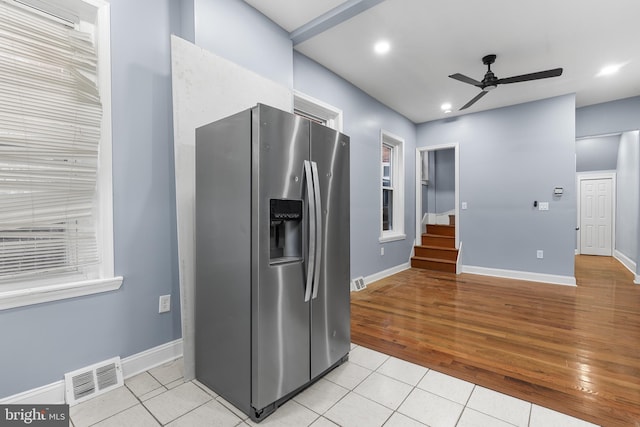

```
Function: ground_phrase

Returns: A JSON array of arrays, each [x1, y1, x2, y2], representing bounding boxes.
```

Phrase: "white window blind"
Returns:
[[0, 1, 102, 282]]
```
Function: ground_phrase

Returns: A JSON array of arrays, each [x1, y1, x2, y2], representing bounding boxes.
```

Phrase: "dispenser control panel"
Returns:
[[270, 199, 303, 221], [269, 199, 303, 264]]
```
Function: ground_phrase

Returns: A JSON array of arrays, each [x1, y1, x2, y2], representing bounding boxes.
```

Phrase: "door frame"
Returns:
[[576, 171, 616, 255], [415, 143, 460, 248]]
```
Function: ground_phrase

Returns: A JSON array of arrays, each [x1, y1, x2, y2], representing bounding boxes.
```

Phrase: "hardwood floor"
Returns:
[[350, 256, 640, 427]]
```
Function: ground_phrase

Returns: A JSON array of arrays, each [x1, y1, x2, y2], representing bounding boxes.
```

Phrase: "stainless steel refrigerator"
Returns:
[[195, 104, 350, 422]]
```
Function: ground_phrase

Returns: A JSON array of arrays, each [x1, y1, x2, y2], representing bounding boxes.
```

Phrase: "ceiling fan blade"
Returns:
[[460, 91, 488, 110], [496, 68, 563, 85], [449, 73, 483, 87]]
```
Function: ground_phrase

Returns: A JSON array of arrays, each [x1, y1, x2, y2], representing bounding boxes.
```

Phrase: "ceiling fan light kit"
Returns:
[[449, 54, 563, 110]]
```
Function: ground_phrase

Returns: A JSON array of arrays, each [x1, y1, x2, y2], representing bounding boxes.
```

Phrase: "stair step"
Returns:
[[425, 224, 455, 237], [421, 234, 456, 248], [411, 256, 456, 273], [414, 245, 458, 261]]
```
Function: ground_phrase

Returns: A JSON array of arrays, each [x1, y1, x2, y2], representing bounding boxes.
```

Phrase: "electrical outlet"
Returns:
[[538, 202, 549, 211], [380, 247, 385, 256], [537, 250, 544, 259], [159, 295, 171, 313]]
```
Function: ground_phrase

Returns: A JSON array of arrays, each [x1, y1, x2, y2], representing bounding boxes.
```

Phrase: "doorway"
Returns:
[[577, 174, 615, 255], [414, 143, 460, 248], [574, 131, 639, 282]]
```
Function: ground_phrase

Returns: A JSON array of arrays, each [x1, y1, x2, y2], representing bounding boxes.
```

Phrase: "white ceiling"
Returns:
[[244, 0, 640, 123]]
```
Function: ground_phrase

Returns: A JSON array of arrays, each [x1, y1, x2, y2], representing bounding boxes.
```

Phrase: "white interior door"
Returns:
[[580, 178, 613, 255]]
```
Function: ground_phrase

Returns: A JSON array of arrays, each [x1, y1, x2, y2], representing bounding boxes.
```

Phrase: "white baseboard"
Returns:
[[461, 265, 576, 286], [613, 249, 637, 277], [364, 262, 411, 285], [0, 380, 66, 405], [618, 250, 640, 284], [122, 338, 183, 379], [0, 338, 183, 405]]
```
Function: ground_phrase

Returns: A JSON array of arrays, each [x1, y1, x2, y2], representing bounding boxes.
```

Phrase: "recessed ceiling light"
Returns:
[[374, 40, 390, 55], [597, 62, 627, 77], [441, 103, 452, 111]]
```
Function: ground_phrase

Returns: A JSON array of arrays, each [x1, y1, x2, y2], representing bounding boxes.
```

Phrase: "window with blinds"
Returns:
[[0, 1, 102, 283]]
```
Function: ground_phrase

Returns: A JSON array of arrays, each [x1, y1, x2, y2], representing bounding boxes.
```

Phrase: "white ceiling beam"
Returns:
[[290, 0, 386, 46]]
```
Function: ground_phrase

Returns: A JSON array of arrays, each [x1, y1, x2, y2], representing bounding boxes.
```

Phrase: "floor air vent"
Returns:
[[64, 357, 123, 405], [351, 277, 366, 292]]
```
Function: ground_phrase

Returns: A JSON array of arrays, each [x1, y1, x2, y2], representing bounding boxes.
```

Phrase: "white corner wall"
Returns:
[[170, 35, 291, 379]]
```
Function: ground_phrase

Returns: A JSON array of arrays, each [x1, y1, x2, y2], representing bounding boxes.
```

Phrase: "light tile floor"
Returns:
[[69, 344, 600, 427]]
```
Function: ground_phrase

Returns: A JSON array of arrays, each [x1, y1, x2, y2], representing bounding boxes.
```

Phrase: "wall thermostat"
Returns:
[[554, 187, 563, 196]]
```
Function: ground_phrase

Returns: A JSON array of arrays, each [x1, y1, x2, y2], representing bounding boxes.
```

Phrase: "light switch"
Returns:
[[461, 202, 468, 210], [159, 295, 171, 313], [538, 202, 549, 211]]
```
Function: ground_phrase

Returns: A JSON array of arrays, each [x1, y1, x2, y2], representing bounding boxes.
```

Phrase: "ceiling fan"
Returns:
[[449, 54, 563, 110]]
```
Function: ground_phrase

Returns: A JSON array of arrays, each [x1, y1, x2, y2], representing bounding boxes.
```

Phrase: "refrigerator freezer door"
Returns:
[[310, 122, 351, 379], [251, 105, 312, 411]]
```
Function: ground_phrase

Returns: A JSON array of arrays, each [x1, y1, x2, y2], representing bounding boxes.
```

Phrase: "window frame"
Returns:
[[379, 130, 406, 243], [0, 0, 121, 311], [293, 90, 343, 132]]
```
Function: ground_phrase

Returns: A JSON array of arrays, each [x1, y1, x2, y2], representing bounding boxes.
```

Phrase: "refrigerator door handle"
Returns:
[[311, 161, 322, 300], [303, 160, 316, 302]]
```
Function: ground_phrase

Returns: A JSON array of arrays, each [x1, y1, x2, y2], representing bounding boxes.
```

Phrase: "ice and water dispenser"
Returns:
[[269, 199, 302, 264]]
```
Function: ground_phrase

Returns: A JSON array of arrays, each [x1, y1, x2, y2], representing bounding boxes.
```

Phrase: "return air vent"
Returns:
[[64, 357, 123, 405], [350, 277, 366, 292]]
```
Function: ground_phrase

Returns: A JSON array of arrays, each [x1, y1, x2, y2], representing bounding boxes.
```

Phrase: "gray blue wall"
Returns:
[[576, 135, 620, 172], [0, 0, 181, 398], [576, 96, 640, 137], [615, 131, 639, 266], [194, 0, 293, 88], [421, 152, 433, 220], [293, 52, 416, 279], [417, 95, 577, 277], [176, 0, 195, 43], [424, 149, 456, 215]]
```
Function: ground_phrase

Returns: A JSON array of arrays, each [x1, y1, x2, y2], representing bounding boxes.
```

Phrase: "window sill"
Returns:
[[379, 233, 406, 243], [0, 276, 123, 311]]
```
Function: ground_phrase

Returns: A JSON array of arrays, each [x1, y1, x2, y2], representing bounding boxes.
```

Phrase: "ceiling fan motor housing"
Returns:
[[482, 71, 498, 89], [482, 54, 498, 89]]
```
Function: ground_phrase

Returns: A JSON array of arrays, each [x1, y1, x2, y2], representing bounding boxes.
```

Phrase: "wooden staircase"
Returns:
[[411, 216, 458, 273]]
